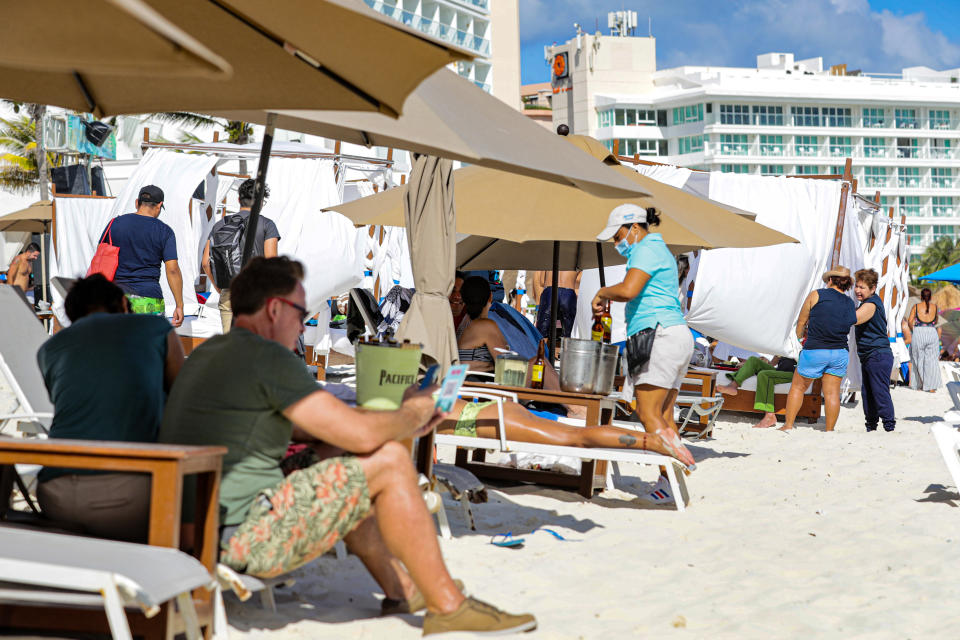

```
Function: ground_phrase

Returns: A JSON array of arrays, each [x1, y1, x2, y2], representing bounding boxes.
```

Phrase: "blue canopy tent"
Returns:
[[919, 263, 960, 284]]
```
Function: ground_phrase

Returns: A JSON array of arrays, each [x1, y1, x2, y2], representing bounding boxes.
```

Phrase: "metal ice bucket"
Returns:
[[559, 338, 599, 393], [593, 343, 620, 396]]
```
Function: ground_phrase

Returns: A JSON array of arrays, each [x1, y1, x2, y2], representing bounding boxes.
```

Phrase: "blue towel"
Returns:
[[489, 303, 543, 360]]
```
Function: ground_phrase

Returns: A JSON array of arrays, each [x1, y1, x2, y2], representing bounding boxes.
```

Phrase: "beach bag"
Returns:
[[209, 213, 247, 288], [625, 326, 657, 378], [86, 217, 119, 280]]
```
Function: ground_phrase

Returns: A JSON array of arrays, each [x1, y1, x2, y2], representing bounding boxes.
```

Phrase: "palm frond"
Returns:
[[152, 112, 222, 130], [0, 165, 38, 194]]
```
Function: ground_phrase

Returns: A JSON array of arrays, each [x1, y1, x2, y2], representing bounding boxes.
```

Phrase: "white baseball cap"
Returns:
[[596, 204, 648, 241]]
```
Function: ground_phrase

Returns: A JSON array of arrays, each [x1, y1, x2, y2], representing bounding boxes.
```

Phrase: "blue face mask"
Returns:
[[614, 238, 631, 257]]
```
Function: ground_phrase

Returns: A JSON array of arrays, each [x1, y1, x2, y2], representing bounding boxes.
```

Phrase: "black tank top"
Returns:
[[805, 288, 857, 350], [854, 293, 890, 356]]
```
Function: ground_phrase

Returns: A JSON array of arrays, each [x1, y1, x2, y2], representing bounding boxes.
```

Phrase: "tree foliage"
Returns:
[[912, 236, 960, 284]]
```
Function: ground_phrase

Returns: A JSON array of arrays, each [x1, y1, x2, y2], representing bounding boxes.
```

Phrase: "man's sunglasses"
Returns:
[[268, 297, 309, 323]]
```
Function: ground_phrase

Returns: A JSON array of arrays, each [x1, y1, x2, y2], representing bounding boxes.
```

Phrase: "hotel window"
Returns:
[[752, 105, 784, 126], [677, 135, 704, 155], [932, 167, 953, 189], [791, 106, 820, 127], [931, 138, 953, 159], [720, 134, 748, 155], [933, 196, 955, 217], [760, 135, 783, 156], [760, 165, 784, 176], [794, 135, 818, 156], [720, 164, 750, 174], [614, 109, 625, 126], [930, 109, 951, 130], [863, 137, 888, 158], [719, 104, 750, 125], [896, 137, 919, 158], [795, 165, 821, 175], [597, 109, 614, 128], [863, 108, 886, 128], [615, 108, 656, 126], [617, 139, 663, 156], [673, 104, 704, 125], [895, 108, 918, 129], [907, 224, 925, 245], [823, 107, 852, 127], [864, 166, 887, 187], [828, 136, 851, 157], [829, 166, 845, 176], [898, 166, 920, 188], [899, 196, 922, 217], [934, 224, 956, 241]]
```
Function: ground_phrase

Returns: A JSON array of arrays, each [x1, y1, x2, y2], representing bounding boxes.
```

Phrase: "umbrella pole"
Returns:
[[549, 241, 560, 360], [240, 112, 277, 268], [42, 224, 48, 306], [596, 242, 606, 287]]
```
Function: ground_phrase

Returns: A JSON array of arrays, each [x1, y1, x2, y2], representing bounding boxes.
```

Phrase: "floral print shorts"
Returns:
[[220, 457, 371, 578]]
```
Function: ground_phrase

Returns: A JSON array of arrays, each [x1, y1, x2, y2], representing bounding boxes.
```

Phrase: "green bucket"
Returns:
[[355, 342, 422, 410]]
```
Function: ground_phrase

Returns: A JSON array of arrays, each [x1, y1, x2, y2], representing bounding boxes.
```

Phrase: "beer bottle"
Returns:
[[601, 301, 613, 344], [531, 339, 546, 389], [591, 308, 604, 342]]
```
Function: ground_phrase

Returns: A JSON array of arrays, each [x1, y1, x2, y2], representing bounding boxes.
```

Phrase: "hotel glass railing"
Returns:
[[364, 2, 490, 55]]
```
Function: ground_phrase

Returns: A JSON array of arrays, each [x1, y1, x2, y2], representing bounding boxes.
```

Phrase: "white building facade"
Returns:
[[548, 28, 960, 253], [363, 0, 520, 109]]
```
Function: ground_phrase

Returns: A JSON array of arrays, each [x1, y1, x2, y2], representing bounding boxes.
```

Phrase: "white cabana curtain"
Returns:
[[49, 196, 116, 326], [111, 148, 219, 317], [687, 173, 843, 358]]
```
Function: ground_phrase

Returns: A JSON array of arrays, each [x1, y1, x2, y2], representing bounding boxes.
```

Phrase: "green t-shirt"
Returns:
[[158, 328, 320, 525]]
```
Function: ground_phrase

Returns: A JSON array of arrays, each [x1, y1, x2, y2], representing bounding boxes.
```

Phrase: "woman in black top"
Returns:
[[782, 266, 857, 431], [907, 288, 942, 391], [853, 268, 895, 432]]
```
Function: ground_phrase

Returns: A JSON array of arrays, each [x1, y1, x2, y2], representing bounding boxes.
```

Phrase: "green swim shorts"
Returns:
[[220, 456, 371, 578], [125, 294, 165, 316], [454, 400, 494, 437]]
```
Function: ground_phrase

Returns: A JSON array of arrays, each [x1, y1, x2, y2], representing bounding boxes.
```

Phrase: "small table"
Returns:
[[0, 438, 226, 638], [453, 383, 617, 498]]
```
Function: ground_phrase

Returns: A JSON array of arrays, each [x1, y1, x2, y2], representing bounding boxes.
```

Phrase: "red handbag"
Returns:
[[86, 217, 119, 280]]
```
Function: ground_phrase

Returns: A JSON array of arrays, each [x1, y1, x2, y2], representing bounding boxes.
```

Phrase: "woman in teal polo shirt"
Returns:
[[592, 205, 696, 501]]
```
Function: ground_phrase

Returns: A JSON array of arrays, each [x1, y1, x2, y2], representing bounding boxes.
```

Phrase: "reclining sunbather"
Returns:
[[438, 398, 692, 466], [716, 355, 797, 428]]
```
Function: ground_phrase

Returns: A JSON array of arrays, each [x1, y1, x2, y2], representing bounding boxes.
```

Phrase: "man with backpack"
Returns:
[[96, 185, 184, 327], [202, 178, 280, 333]]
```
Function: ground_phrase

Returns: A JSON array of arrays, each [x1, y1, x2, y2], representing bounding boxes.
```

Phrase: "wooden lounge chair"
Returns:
[[716, 373, 822, 424], [0, 527, 225, 640], [438, 387, 689, 512]]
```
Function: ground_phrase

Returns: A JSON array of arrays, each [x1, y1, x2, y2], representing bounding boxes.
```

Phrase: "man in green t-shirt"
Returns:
[[159, 257, 535, 636]]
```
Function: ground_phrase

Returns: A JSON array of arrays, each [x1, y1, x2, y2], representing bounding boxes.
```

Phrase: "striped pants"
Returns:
[[910, 326, 942, 391]]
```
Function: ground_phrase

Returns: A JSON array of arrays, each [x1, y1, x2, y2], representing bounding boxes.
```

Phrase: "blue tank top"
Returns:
[[805, 288, 857, 350], [854, 293, 890, 357]]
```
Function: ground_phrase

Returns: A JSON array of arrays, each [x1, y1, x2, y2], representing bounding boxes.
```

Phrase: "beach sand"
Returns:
[[227, 385, 960, 638]]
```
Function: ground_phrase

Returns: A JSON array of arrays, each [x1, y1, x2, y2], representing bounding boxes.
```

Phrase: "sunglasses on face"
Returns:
[[268, 297, 309, 323]]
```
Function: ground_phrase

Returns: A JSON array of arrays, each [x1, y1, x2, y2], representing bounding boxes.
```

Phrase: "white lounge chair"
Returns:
[[932, 421, 960, 493], [0, 527, 224, 640], [0, 286, 52, 435], [676, 376, 724, 440], [437, 387, 689, 511]]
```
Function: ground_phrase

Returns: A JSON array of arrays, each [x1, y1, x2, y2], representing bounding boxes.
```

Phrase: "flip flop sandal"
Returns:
[[491, 532, 525, 548]]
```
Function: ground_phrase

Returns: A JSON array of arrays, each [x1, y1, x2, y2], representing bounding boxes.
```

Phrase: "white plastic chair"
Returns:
[[932, 421, 960, 493], [675, 377, 724, 440], [0, 286, 52, 435]]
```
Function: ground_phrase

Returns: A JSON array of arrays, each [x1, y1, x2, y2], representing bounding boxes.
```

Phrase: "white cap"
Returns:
[[596, 204, 647, 241]]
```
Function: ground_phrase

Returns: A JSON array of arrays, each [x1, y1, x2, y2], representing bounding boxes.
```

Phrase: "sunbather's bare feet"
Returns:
[[716, 383, 738, 396], [654, 427, 696, 469], [566, 405, 587, 420], [753, 413, 777, 428], [777, 424, 793, 431]]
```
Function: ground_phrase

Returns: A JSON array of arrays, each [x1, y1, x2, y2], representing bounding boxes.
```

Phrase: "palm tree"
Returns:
[[0, 114, 61, 195], [913, 236, 960, 282]]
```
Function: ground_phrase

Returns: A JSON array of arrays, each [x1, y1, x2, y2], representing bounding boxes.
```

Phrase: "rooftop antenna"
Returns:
[[648, 16, 652, 37]]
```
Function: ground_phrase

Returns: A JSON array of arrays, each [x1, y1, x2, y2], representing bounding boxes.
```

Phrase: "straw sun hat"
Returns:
[[821, 266, 851, 283]]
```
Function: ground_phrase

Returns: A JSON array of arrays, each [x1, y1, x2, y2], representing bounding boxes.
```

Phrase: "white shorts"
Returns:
[[629, 323, 694, 390]]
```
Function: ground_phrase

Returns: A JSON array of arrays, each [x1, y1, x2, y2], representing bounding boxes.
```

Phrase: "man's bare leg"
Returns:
[[357, 441, 463, 615], [343, 515, 416, 602]]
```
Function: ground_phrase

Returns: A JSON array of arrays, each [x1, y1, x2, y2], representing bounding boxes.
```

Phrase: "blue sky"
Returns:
[[519, 0, 960, 84]]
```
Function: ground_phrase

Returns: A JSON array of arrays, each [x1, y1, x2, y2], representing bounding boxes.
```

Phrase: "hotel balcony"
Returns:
[[364, 1, 491, 56]]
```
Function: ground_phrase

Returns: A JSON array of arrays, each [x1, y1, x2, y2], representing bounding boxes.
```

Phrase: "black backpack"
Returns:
[[209, 214, 246, 288]]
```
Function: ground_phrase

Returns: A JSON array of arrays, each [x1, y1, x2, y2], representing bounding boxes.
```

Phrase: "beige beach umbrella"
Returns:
[[0, 201, 52, 234], [395, 156, 458, 375], [0, 0, 472, 117], [328, 162, 795, 248], [214, 71, 650, 198]]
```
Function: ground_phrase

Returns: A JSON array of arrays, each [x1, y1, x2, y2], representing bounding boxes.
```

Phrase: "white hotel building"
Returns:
[[548, 25, 960, 253], [362, 0, 520, 109]]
